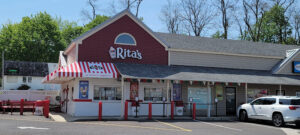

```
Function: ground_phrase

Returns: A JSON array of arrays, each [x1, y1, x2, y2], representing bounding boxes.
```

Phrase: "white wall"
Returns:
[[169, 51, 281, 70], [3, 75, 60, 90]]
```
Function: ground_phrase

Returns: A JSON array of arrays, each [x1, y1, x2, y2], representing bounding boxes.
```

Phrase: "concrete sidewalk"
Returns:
[[49, 112, 237, 122]]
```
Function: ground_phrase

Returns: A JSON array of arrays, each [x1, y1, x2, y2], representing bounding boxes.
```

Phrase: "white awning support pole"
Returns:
[[207, 84, 211, 118], [166, 80, 170, 117], [245, 83, 248, 103], [279, 84, 282, 95], [121, 77, 124, 118]]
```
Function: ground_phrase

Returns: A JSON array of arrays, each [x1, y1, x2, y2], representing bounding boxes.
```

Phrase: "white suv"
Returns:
[[237, 96, 300, 127]]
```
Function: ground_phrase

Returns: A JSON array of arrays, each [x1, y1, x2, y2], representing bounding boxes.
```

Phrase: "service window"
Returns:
[[144, 87, 163, 102], [296, 92, 300, 97], [94, 86, 121, 100]]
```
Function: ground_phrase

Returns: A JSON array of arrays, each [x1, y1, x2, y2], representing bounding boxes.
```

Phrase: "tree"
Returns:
[[60, 21, 85, 45], [211, 31, 225, 39], [81, 0, 99, 21], [292, 10, 300, 44], [260, 5, 293, 44], [110, 0, 143, 17], [242, 0, 269, 42], [83, 15, 110, 32], [0, 12, 65, 62], [215, 0, 235, 39], [161, 0, 181, 34], [179, 0, 215, 36]]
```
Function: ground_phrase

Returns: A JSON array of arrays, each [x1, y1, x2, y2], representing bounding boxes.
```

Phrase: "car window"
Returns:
[[263, 98, 276, 105], [251, 99, 263, 105], [279, 99, 300, 105]]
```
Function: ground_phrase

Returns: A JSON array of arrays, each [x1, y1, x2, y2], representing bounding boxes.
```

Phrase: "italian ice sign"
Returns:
[[79, 81, 89, 99]]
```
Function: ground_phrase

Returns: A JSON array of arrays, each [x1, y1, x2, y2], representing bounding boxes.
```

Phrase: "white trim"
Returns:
[[168, 51, 170, 66], [169, 48, 283, 59], [75, 43, 78, 61], [114, 33, 137, 46]]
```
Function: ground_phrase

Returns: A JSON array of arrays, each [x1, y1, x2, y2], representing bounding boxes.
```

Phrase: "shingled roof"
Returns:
[[4, 61, 49, 77], [155, 32, 300, 58], [115, 63, 300, 85]]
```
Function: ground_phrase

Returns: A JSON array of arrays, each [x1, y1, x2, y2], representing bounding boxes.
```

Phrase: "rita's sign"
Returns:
[[293, 61, 300, 73], [109, 47, 142, 60]]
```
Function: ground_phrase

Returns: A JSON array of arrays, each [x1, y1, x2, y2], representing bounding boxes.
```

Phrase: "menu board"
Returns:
[[79, 81, 89, 99]]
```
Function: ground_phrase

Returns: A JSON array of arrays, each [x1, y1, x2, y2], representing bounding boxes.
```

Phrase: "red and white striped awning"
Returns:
[[43, 61, 118, 83]]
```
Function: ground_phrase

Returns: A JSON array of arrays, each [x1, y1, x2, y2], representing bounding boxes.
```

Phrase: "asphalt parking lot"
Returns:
[[0, 113, 299, 135]]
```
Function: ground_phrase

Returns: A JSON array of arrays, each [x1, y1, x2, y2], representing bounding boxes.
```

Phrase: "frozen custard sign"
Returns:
[[109, 46, 142, 60]]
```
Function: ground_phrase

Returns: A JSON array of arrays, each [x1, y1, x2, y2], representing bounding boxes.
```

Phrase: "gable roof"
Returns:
[[155, 32, 299, 58], [64, 9, 169, 54], [272, 49, 300, 74]]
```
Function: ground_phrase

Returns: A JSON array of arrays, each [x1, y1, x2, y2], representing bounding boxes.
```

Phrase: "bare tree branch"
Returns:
[[179, 0, 215, 36], [160, 0, 181, 34]]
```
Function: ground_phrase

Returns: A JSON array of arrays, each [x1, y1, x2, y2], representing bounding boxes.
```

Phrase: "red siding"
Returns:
[[78, 15, 168, 65]]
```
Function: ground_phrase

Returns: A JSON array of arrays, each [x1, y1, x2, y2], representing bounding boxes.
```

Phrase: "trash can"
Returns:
[[35, 100, 44, 116], [175, 101, 184, 116]]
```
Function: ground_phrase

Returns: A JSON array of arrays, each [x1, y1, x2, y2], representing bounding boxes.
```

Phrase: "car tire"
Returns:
[[272, 113, 285, 127], [296, 122, 300, 128], [239, 110, 248, 122]]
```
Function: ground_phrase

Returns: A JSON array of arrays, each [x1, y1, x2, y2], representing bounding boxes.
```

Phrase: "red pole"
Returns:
[[171, 101, 174, 120], [98, 101, 102, 121], [193, 103, 196, 120], [44, 100, 50, 118], [148, 102, 152, 120], [124, 101, 128, 120], [20, 99, 24, 115]]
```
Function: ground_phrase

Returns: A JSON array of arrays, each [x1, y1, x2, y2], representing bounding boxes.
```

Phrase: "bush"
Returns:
[[17, 84, 30, 90]]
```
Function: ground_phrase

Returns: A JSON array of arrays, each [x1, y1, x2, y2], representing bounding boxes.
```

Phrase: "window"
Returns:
[[144, 88, 163, 102], [7, 76, 18, 83], [94, 86, 121, 100], [263, 98, 276, 105], [296, 92, 300, 97], [22, 76, 27, 83], [247, 89, 268, 103], [114, 33, 136, 45], [28, 77, 32, 83], [251, 99, 264, 105], [279, 99, 300, 105]]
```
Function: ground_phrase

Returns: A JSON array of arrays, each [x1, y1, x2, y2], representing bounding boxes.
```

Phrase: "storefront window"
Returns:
[[296, 92, 300, 97], [188, 87, 208, 109], [144, 88, 163, 102], [94, 86, 121, 100], [247, 89, 268, 103]]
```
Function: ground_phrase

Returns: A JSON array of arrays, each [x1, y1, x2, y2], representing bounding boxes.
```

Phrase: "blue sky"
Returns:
[[0, 0, 173, 32]]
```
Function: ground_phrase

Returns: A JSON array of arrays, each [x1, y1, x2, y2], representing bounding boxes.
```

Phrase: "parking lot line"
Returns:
[[77, 121, 186, 132], [154, 120, 192, 132], [0, 117, 187, 132], [193, 120, 243, 132]]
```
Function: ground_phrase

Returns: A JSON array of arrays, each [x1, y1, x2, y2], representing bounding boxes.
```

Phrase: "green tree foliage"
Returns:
[[0, 12, 65, 62], [83, 15, 110, 32], [0, 12, 110, 63], [259, 5, 294, 44]]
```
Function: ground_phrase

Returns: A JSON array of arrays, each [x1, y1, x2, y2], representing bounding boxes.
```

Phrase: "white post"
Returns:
[[166, 80, 170, 117], [121, 77, 124, 118], [207, 84, 211, 117], [245, 83, 248, 103], [279, 84, 282, 95]]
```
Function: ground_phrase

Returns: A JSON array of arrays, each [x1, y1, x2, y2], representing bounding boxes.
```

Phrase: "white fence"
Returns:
[[0, 90, 60, 105]]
